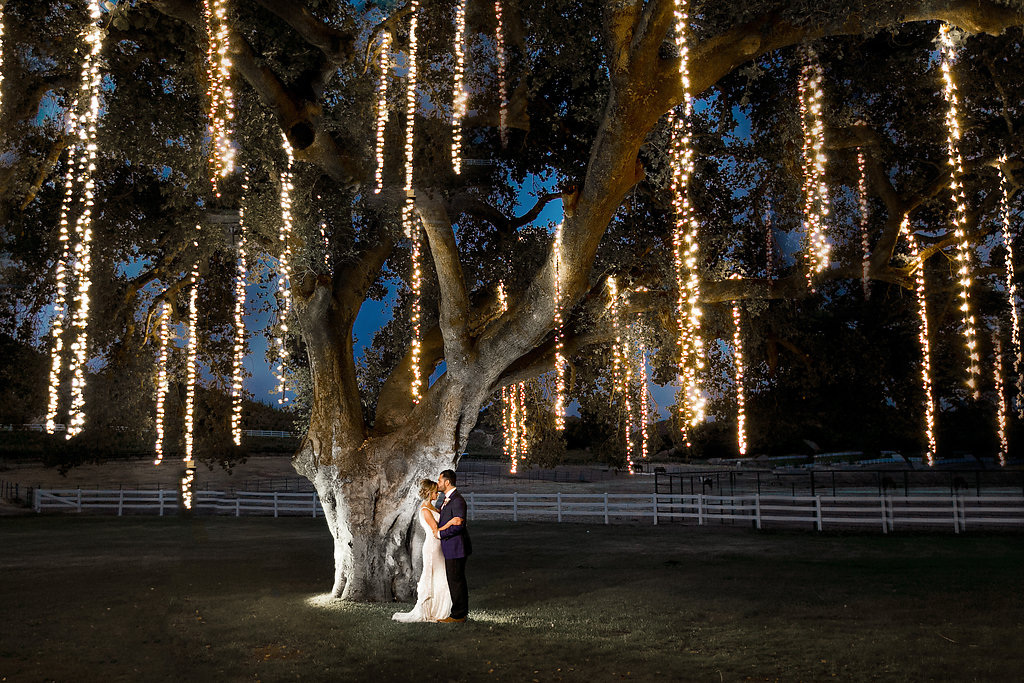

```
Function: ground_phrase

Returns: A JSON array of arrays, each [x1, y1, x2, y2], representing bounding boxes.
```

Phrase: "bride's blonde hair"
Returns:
[[417, 479, 438, 502]]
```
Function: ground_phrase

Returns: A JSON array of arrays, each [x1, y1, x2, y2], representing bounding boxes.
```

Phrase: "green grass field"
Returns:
[[1, 517, 1021, 682]]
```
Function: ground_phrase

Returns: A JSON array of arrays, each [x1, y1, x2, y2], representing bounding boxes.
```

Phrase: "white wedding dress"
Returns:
[[392, 505, 452, 623]]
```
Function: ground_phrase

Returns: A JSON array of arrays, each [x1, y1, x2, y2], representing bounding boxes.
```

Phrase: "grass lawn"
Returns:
[[0, 517, 1021, 682]]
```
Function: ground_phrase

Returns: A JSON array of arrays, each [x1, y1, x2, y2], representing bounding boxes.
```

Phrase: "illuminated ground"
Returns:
[[1, 517, 1021, 681]]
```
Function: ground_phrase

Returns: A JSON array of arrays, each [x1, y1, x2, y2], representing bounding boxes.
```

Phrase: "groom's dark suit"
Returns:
[[438, 489, 472, 619]]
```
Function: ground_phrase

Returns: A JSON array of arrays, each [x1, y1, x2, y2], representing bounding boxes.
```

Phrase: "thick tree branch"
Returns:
[[449, 191, 561, 233], [680, 0, 1022, 105], [252, 0, 355, 65], [145, 0, 365, 186], [416, 191, 472, 367]]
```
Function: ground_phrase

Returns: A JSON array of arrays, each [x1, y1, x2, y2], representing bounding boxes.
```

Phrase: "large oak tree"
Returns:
[[2, 0, 1023, 600]]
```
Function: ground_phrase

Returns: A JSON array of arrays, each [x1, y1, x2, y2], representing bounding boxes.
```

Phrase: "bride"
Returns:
[[392, 479, 461, 623]]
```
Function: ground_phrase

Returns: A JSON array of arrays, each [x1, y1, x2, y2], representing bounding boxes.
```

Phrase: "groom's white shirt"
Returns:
[[441, 487, 457, 506]]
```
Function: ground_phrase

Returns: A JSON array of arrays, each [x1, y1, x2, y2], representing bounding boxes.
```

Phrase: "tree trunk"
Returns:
[[293, 413, 466, 602]]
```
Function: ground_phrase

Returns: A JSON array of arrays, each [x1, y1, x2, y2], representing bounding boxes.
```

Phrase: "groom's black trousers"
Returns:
[[445, 557, 468, 619]]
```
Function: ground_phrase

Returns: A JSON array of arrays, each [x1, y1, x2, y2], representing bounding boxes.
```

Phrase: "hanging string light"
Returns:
[[45, 127, 83, 433], [182, 225, 201, 510], [637, 335, 651, 461], [552, 222, 567, 430], [938, 24, 981, 398], [858, 150, 871, 299], [451, 0, 467, 173], [669, 0, 704, 446], [202, 0, 235, 196], [373, 31, 392, 194], [0, 3, 5, 116], [501, 384, 514, 473], [153, 303, 170, 465], [66, 0, 105, 439], [993, 332, 1009, 467], [798, 46, 830, 287], [184, 229, 201, 462], [498, 282, 513, 472], [230, 178, 249, 446], [764, 200, 774, 282], [731, 297, 747, 456], [403, 2, 423, 402], [997, 157, 1022, 416], [494, 0, 507, 148], [902, 216, 937, 466], [608, 277, 635, 472], [497, 282, 528, 473], [517, 380, 527, 466], [275, 134, 295, 404]]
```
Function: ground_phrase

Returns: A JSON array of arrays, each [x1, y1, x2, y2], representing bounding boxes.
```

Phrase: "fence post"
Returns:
[[312, 492, 317, 518], [815, 495, 822, 531], [468, 492, 475, 521], [880, 494, 887, 533], [755, 494, 761, 530], [652, 493, 658, 526], [697, 493, 704, 526], [604, 493, 609, 525], [33, 487, 40, 512], [557, 492, 562, 523], [77, 488, 82, 513], [274, 491, 279, 518], [235, 497, 240, 517], [952, 493, 959, 533], [118, 489, 124, 516]]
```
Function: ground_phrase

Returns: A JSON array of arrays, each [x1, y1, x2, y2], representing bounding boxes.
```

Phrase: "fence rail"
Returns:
[[29, 488, 1024, 532]]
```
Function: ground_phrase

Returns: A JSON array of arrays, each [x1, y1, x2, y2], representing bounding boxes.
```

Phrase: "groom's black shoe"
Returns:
[[437, 617, 467, 623]]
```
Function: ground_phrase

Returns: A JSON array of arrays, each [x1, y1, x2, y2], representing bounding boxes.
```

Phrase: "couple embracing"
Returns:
[[393, 469, 472, 624]]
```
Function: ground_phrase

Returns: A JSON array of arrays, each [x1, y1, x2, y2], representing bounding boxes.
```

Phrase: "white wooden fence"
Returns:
[[33, 489, 323, 518], [31, 488, 1024, 532]]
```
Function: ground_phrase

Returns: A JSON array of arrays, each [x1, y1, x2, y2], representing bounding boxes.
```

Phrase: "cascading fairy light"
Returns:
[[858, 150, 871, 299], [517, 380, 527, 464], [993, 332, 1009, 467], [182, 225, 201, 510], [938, 24, 981, 398], [732, 301, 747, 456], [65, 0, 105, 439], [997, 157, 1022, 415], [275, 134, 295, 404], [202, 0, 235, 197], [497, 281, 528, 472], [45, 120, 83, 433], [373, 31, 392, 194], [451, 0, 467, 173], [181, 468, 195, 510], [552, 222, 567, 430], [637, 335, 651, 461], [798, 46, 830, 287], [902, 215, 937, 466], [764, 202, 774, 281], [230, 177, 249, 446], [403, 1, 424, 402], [153, 303, 170, 465], [669, 0, 705, 445], [608, 277, 635, 471], [494, 0, 507, 147], [185, 231, 201, 461], [0, 2, 5, 115]]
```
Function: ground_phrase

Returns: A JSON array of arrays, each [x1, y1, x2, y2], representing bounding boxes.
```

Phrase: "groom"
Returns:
[[436, 469, 472, 623]]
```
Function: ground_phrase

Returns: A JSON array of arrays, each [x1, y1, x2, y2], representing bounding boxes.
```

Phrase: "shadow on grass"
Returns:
[[1, 517, 1022, 682]]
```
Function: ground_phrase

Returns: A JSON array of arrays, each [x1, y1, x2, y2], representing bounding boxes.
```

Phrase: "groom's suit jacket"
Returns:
[[438, 491, 472, 559]]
